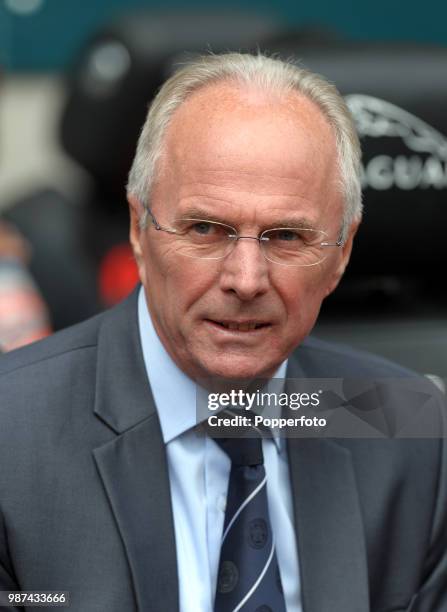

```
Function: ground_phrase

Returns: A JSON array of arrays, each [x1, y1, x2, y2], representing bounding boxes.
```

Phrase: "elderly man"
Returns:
[[0, 53, 446, 612]]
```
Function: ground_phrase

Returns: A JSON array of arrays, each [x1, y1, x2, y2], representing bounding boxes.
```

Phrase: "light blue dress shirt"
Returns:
[[138, 288, 302, 612]]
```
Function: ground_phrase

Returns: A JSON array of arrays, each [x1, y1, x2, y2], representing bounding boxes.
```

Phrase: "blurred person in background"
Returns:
[[0, 220, 51, 351], [0, 53, 446, 612]]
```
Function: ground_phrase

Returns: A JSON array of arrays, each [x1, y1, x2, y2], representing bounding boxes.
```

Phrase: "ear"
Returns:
[[127, 195, 147, 284], [325, 219, 360, 297]]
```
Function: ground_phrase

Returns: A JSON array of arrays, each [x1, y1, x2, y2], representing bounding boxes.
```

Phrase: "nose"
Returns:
[[219, 237, 270, 301]]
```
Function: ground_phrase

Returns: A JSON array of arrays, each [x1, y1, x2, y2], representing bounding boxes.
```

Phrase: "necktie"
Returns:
[[213, 434, 287, 612]]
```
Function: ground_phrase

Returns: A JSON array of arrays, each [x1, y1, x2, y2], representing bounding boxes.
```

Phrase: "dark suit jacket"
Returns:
[[0, 289, 446, 611]]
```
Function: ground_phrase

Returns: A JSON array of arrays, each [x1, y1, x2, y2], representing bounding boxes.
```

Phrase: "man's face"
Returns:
[[129, 84, 357, 381]]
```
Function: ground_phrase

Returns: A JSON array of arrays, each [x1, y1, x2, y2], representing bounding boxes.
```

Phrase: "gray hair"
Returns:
[[127, 52, 362, 239]]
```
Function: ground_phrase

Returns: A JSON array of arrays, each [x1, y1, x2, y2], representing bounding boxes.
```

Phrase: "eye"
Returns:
[[176, 219, 233, 243], [191, 221, 214, 235], [267, 229, 304, 242], [276, 229, 300, 241]]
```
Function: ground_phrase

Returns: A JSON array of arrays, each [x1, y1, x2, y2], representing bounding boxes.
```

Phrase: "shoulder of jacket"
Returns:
[[295, 335, 418, 378], [0, 310, 105, 378]]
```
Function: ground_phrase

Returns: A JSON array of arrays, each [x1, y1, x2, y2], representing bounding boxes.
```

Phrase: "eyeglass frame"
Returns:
[[145, 207, 344, 267]]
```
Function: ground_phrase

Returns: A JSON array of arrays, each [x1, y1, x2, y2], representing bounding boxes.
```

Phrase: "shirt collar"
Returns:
[[137, 287, 287, 450]]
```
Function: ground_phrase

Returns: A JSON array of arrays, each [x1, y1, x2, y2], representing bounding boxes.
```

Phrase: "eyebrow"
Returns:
[[176, 207, 319, 230], [176, 207, 229, 223], [267, 217, 319, 231]]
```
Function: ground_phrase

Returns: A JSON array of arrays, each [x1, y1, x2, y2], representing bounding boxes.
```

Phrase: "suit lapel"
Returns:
[[92, 290, 179, 612], [287, 438, 369, 612], [286, 353, 370, 612]]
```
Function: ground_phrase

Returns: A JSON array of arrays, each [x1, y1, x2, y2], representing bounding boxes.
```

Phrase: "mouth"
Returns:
[[205, 319, 271, 332]]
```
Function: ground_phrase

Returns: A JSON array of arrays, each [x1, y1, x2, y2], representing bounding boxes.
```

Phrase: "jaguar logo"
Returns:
[[345, 94, 447, 190]]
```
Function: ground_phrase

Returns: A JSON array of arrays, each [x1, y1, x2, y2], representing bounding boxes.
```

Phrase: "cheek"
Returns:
[[279, 268, 330, 320], [147, 249, 219, 320]]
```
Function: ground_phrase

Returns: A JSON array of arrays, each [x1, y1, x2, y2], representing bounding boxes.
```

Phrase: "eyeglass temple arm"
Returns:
[[321, 227, 345, 248], [321, 239, 344, 248], [320, 236, 345, 247], [147, 208, 179, 235]]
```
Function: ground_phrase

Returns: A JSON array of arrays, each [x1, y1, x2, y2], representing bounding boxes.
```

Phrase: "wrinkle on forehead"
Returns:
[[150, 81, 342, 225], [177, 173, 310, 199], [163, 82, 337, 168]]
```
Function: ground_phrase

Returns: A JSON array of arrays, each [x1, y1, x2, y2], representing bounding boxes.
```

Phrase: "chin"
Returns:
[[197, 354, 277, 381]]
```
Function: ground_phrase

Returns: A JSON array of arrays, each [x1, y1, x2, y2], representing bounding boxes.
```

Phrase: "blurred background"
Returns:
[[0, 0, 446, 383]]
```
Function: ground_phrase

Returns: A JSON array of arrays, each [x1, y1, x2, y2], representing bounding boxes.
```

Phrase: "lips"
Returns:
[[207, 319, 270, 332]]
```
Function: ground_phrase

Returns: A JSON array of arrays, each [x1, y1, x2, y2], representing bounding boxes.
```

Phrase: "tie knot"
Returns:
[[215, 436, 263, 466]]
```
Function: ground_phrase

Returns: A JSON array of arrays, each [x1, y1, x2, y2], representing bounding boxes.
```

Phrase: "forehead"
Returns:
[[155, 81, 341, 221]]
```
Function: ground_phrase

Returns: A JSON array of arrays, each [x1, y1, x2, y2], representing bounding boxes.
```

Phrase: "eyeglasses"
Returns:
[[146, 208, 344, 267]]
